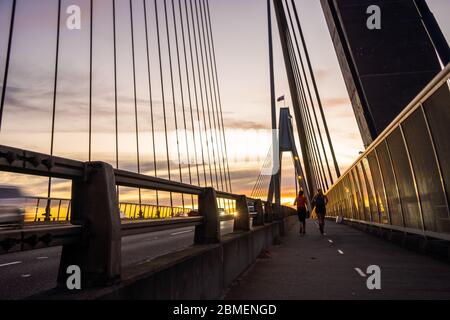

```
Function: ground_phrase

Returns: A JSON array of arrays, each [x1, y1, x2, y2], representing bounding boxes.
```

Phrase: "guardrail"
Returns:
[[0, 144, 293, 288], [325, 64, 450, 242]]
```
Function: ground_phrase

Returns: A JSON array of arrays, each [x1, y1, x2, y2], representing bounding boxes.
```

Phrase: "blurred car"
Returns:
[[187, 210, 200, 217], [0, 185, 26, 226], [175, 211, 189, 218]]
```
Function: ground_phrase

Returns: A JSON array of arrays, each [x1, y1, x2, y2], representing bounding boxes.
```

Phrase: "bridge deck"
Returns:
[[224, 219, 450, 300]]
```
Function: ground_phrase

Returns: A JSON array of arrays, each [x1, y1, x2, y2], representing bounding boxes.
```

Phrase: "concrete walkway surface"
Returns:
[[224, 219, 450, 300]]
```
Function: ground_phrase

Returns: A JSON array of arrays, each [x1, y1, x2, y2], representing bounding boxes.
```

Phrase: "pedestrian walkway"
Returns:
[[224, 219, 450, 300]]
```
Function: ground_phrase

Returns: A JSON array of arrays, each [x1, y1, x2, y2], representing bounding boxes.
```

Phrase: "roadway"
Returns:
[[0, 220, 234, 300]]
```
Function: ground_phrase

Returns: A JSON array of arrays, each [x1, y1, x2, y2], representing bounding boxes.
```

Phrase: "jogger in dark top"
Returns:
[[312, 189, 328, 235]]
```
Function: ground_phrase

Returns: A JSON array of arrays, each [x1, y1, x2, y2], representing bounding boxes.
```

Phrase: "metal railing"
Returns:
[[0, 144, 295, 288], [325, 64, 450, 241]]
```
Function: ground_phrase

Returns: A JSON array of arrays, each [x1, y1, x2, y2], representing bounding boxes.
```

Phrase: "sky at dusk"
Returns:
[[209, 0, 450, 203], [0, 0, 449, 208]]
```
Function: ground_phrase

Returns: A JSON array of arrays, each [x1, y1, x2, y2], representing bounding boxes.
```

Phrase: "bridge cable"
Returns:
[[164, 0, 186, 211], [204, 0, 234, 211], [172, 0, 195, 209], [290, 0, 341, 179], [0, 0, 16, 130], [285, 0, 332, 187], [193, 0, 220, 190], [202, 0, 229, 196], [189, 0, 214, 188], [251, 153, 267, 197], [178, 0, 202, 208], [130, 0, 145, 217], [257, 150, 274, 199], [282, 2, 328, 191], [143, 0, 160, 210], [251, 148, 272, 199], [199, 0, 225, 193], [198, 0, 227, 211], [286, 31, 325, 191], [204, 0, 233, 194], [184, 0, 208, 188], [46, 0, 62, 220], [88, 0, 93, 161], [155, 0, 174, 208], [286, 28, 329, 191]]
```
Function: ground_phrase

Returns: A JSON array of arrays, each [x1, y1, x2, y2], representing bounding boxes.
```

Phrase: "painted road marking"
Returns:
[[328, 239, 334, 243], [21, 274, 31, 278], [36, 257, 48, 260], [171, 230, 193, 236], [0, 261, 22, 268], [354, 268, 366, 277], [338, 250, 344, 255]]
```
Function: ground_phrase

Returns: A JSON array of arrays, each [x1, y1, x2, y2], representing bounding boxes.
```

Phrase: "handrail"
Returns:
[[121, 217, 204, 237], [328, 63, 450, 190], [0, 143, 294, 288], [325, 64, 450, 242]]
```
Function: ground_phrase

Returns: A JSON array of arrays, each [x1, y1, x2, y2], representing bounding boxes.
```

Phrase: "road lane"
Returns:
[[0, 220, 234, 300]]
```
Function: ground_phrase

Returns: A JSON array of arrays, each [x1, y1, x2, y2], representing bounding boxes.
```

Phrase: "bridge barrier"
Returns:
[[0, 144, 296, 295], [325, 64, 450, 258]]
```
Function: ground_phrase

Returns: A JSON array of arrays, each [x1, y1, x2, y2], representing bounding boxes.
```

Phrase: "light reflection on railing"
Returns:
[[23, 197, 196, 223], [22, 196, 238, 222]]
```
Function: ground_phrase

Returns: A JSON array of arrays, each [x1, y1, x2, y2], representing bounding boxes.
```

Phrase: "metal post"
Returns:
[[267, 0, 280, 206]]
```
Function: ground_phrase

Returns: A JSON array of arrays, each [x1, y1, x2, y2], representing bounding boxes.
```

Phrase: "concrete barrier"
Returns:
[[35, 215, 297, 300]]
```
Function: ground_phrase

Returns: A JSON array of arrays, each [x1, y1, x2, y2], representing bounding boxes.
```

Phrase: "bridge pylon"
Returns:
[[267, 108, 312, 211]]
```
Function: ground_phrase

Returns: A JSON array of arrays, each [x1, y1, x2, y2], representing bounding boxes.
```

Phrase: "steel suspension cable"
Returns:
[[88, 0, 93, 161], [286, 31, 324, 191], [204, 0, 233, 193], [143, 0, 160, 208], [193, 0, 220, 189], [154, 0, 174, 207], [171, 0, 195, 208], [189, 0, 214, 187], [290, 0, 341, 179], [201, 0, 228, 194], [46, 0, 62, 219], [163, 0, 185, 210], [129, 0, 144, 215], [0, 0, 16, 130], [198, 0, 225, 193], [284, 0, 332, 187], [178, 0, 201, 193], [184, 0, 208, 187], [282, 3, 328, 190], [287, 32, 328, 190]]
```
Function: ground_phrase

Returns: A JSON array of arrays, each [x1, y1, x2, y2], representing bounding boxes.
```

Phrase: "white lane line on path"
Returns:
[[328, 239, 334, 243], [354, 268, 366, 277], [171, 230, 193, 237], [21, 274, 31, 278], [0, 261, 22, 268], [338, 250, 344, 255], [36, 256, 48, 260]]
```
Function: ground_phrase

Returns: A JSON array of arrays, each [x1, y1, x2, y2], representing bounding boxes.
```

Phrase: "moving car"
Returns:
[[0, 185, 26, 226]]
